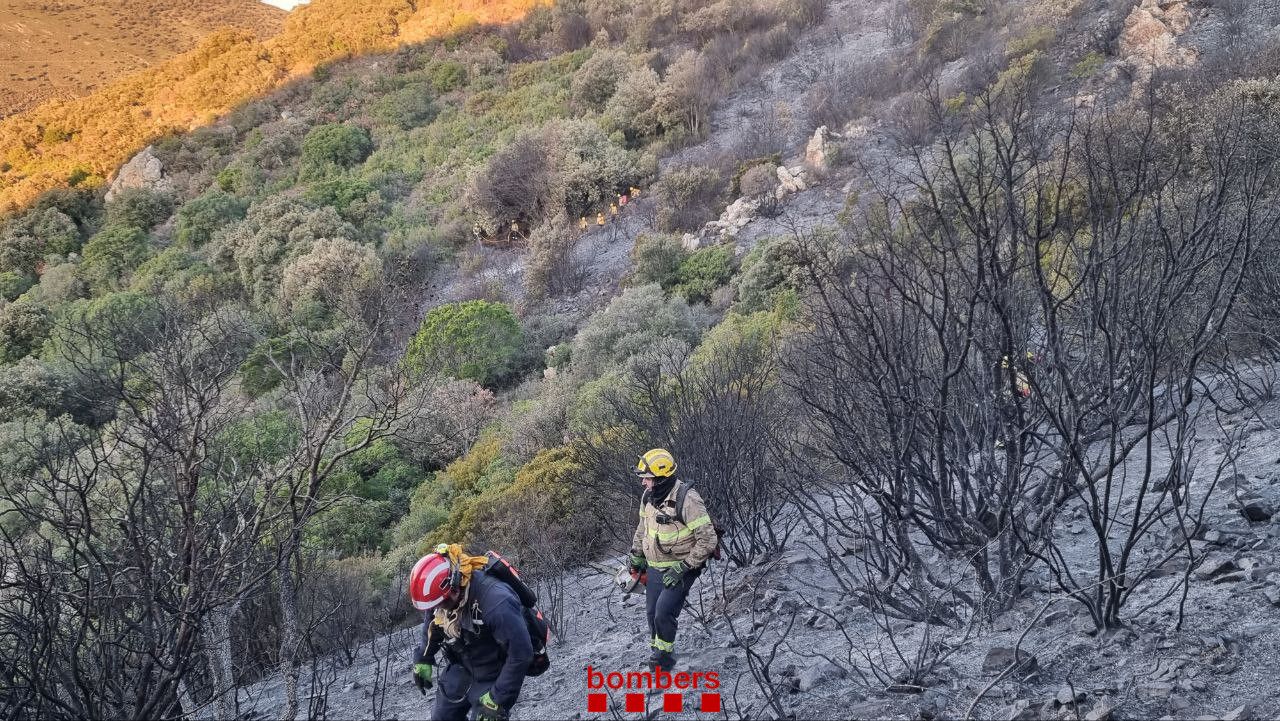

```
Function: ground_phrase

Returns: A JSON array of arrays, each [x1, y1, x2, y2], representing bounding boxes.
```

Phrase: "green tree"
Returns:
[[30, 207, 82, 256], [603, 67, 663, 145], [570, 284, 706, 377], [405, 300, 523, 385], [81, 225, 152, 291]]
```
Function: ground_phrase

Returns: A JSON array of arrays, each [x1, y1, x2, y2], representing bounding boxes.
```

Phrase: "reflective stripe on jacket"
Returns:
[[631, 480, 717, 569]]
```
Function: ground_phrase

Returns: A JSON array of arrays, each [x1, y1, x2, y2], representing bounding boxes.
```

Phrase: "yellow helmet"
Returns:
[[635, 448, 677, 477]]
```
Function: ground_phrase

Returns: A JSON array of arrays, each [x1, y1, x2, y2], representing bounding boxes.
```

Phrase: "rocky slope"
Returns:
[[239, 384, 1280, 721]]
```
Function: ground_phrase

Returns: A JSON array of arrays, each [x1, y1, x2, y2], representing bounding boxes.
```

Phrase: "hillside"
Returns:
[[5, 0, 1280, 719], [0, 0, 286, 117], [0, 0, 546, 212]]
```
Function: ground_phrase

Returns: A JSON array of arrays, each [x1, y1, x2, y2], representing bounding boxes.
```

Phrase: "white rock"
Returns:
[[105, 146, 171, 203], [805, 125, 832, 171]]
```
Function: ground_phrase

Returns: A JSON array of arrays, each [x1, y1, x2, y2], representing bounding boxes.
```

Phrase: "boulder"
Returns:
[[804, 125, 833, 171], [1222, 703, 1255, 721], [798, 659, 847, 691], [1056, 686, 1084, 706], [1193, 552, 1239, 580], [1117, 0, 1197, 85], [1240, 500, 1273, 523], [105, 145, 172, 203], [1003, 699, 1042, 721], [1085, 697, 1115, 721], [1263, 584, 1280, 606], [776, 165, 807, 195]]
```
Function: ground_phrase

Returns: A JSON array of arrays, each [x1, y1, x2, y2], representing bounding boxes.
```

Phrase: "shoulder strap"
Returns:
[[673, 481, 690, 525]]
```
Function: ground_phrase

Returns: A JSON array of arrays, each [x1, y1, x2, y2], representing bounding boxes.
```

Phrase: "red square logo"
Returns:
[[701, 693, 721, 713], [625, 693, 644, 713], [587, 693, 607, 713], [663, 693, 683, 713]]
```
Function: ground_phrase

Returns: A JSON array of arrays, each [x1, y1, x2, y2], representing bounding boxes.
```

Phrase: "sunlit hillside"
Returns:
[[0, 0, 545, 212], [0, 0, 285, 117]]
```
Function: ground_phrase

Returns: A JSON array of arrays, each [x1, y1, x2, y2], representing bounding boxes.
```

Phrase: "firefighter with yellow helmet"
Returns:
[[628, 448, 718, 671]]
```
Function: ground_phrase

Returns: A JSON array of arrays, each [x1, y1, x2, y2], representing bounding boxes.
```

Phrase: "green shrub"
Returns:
[[0, 300, 52, 363], [303, 176, 384, 225], [300, 123, 374, 179], [0, 272, 35, 302], [373, 85, 439, 130], [674, 245, 735, 304], [176, 189, 246, 247], [428, 61, 468, 93], [1071, 50, 1106, 79], [570, 48, 630, 110], [405, 300, 523, 385], [570, 284, 706, 376], [105, 188, 174, 231], [734, 235, 802, 313], [41, 125, 73, 144], [628, 233, 686, 290], [80, 225, 152, 291]]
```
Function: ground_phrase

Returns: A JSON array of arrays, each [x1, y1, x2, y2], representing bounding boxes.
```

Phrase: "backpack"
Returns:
[[482, 551, 551, 676], [642, 481, 725, 561]]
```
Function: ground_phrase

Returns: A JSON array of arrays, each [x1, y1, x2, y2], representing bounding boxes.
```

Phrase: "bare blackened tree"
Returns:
[[0, 298, 281, 720], [261, 263, 437, 721], [788, 78, 1279, 629], [575, 315, 798, 565]]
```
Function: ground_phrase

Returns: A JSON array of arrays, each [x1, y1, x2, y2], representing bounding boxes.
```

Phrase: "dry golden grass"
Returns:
[[0, 0, 547, 212], [0, 0, 285, 116]]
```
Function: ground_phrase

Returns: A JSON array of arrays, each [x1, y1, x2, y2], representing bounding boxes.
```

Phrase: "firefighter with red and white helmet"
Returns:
[[410, 544, 534, 721]]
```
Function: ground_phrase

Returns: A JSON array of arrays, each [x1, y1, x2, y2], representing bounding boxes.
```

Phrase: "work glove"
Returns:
[[471, 691, 509, 721], [629, 551, 647, 574], [662, 561, 687, 588], [412, 663, 433, 694]]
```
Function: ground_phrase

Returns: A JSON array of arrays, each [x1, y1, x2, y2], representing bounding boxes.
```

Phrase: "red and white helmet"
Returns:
[[409, 552, 454, 611]]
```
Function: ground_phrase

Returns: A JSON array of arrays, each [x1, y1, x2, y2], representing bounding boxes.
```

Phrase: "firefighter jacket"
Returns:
[[631, 480, 718, 570]]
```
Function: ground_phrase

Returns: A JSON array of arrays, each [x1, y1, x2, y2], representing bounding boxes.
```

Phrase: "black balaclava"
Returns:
[[648, 475, 678, 506]]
